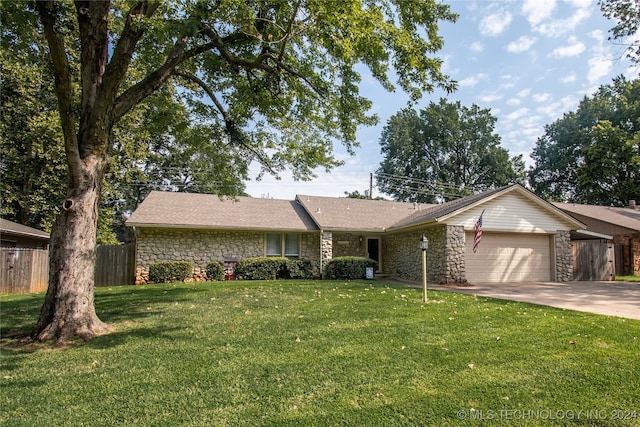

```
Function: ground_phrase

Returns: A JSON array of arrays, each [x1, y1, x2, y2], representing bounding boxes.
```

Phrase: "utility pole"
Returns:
[[369, 173, 373, 199]]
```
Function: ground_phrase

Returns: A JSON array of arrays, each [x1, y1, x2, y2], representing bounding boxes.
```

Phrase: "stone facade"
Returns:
[[133, 226, 581, 284], [382, 226, 449, 283], [554, 230, 573, 282], [445, 226, 466, 284], [320, 231, 332, 277], [134, 228, 320, 283], [332, 232, 368, 258], [632, 235, 640, 276]]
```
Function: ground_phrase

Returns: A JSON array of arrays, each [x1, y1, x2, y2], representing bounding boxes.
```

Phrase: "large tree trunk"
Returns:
[[32, 154, 110, 343]]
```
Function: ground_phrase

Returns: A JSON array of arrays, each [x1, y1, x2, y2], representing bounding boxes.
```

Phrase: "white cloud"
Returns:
[[532, 93, 552, 103], [517, 88, 531, 98], [587, 30, 614, 84], [587, 55, 613, 84], [524, 0, 591, 37], [479, 11, 513, 36], [522, 0, 556, 26], [561, 73, 577, 84], [477, 94, 503, 103], [507, 36, 537, 53], [459, 73, 489, 88], [550, 37, 586, 58], [505, 107, 530, 121], [470, 41, 484, 53], [507, 98, 521, 106]]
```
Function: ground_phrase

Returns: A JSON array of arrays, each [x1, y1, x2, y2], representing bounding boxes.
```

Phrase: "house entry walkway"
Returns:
[[404, 280, 640, 321]]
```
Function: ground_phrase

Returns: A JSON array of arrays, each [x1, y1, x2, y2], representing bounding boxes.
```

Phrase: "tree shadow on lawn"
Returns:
[[0, 283, 209, 351]]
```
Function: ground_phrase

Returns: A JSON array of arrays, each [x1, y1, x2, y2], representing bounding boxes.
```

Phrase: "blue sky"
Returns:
[[245, 0, 638, 200]]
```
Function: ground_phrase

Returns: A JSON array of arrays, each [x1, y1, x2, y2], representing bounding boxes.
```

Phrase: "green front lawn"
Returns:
[[616, 275, 640, 282], [1, 280, 639, 426]]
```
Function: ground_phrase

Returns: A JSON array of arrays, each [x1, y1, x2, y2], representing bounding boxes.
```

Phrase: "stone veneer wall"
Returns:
[[135, 228, 320, 283], [632, 235, 640, 275], [332, 232, 367, 258], [445, 226, 466, 284], [383, 226, 448, 283], [554, 230, 573, 282], [320, 231, 332, 277]]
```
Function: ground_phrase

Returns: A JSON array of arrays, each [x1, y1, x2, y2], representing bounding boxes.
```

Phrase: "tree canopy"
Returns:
[[376, 99, 526, 203], [599, 0, 640, 64], [528, 76, 640, 205], [4, 0, 459, 343]]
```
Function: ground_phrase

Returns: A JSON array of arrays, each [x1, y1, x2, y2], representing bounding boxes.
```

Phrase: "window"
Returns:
[[266, 233, 300, 257], [266, 233, 282, 256], [284, 233, 299, 257]]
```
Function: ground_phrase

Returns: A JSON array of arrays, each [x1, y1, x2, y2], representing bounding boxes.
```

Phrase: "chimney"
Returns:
[[630, 200, 637, 210]]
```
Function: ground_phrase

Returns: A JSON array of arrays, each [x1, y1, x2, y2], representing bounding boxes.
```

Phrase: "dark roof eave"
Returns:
[[387, 218, 440, 233], [0, 230, 50, 240], [125, 223, 318, 232]]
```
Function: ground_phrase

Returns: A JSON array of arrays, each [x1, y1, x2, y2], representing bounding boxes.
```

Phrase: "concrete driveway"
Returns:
[[425, 281, 640, 320]]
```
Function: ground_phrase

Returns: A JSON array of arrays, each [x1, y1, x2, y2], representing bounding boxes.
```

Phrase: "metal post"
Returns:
[[422, 248, 427, 302], [419, 235, 428, 303]]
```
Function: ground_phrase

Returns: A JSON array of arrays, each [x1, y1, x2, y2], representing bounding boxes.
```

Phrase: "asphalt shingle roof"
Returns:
[[295, 195, 430, 231], [0, 218, 50, 240], [126, 185, 581, 233], [553, 202, 640, 232], [125, 191, 318, 231]]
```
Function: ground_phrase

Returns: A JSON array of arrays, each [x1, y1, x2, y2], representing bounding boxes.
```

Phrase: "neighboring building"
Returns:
[[0, 218, 50, 249], [0, 219, 50, 294], [554, 201, 640, 277], [126, 184, 585, 284]]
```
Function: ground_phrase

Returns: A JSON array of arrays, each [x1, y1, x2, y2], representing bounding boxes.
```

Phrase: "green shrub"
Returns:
[[205, 261, 225, 281], [148, 261, 193, 283], [235, 257, 284, 280], [283, 259, 313, 279], [234, 257, 313, 280], [324, 256, 378, 280]]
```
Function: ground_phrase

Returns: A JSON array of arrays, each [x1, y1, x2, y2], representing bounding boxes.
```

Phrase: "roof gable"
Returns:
[[391, 185, 585, 232], [126, 191, 318, 231]]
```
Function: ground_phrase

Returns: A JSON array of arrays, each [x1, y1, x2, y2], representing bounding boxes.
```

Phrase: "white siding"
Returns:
[[465, 232, 552, 282], [449, 192, 575, 233]]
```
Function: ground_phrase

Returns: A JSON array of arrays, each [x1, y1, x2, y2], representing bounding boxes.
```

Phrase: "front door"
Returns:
[[367, 238, 381, 272]]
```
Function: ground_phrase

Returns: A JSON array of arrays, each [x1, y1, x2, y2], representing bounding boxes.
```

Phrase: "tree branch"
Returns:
[[111, 38, 217, 122], [35, 1, 81, 186], [173, 69, 277, 174], [101, 1, 160, 106], [75, 1, 110, 152]]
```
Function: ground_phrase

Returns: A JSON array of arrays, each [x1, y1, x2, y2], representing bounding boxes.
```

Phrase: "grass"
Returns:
[[616, 275, 640, 282], [1, 280, 639, 426]]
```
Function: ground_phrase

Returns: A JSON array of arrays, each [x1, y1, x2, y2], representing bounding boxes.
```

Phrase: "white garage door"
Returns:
[[465, 232, 552, 283]]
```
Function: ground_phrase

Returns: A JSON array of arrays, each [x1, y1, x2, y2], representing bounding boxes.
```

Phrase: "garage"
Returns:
[[465, 232, 552, 283]]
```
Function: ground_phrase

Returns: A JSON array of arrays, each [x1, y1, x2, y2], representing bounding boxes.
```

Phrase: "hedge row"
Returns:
[[148, 261, 193, 283], [147, 258, 313, 283], [235, 257, 312, 280], [324, 256, 378, 280]]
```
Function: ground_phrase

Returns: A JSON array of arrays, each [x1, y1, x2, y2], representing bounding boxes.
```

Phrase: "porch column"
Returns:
[[321, 231, 333, 278], [554, 230, 573, 282]]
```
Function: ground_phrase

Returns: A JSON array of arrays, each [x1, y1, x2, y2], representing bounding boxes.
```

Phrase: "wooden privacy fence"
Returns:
[[95, 244, 136, 287], [1, 244, 135, 294], [572, 240, 615, 281], [0, 248, 49, 294]]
